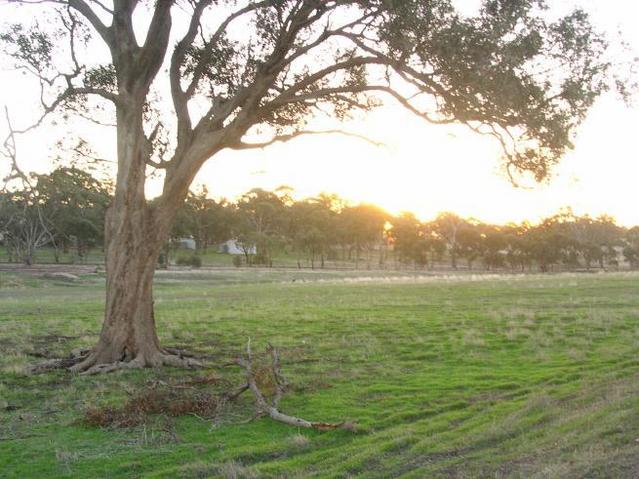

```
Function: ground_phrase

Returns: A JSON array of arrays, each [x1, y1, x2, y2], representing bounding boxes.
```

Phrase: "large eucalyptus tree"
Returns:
[[1, 0, 616, 372]]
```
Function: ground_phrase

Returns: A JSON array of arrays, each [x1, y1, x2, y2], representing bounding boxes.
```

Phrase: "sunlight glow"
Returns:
[[194, 98, 639, 226]]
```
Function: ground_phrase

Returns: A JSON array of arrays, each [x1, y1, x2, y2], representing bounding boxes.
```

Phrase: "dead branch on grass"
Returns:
[[230, 341, 356, 432]]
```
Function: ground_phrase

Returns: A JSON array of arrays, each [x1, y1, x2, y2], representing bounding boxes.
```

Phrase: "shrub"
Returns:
[[176, 254, 202, 268], [190, 255, 202, 268], [253, 253, 271, 266], [232, 255, 242, 267]]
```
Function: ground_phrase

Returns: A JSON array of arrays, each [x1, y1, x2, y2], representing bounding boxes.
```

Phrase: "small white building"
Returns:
[[612, 246, 630, 269], [218, 239, 255, 255], [175, 237, 196, 250]]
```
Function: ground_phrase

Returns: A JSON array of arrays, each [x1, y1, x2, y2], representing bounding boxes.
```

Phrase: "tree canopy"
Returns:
[[2, 0, 617, 186]]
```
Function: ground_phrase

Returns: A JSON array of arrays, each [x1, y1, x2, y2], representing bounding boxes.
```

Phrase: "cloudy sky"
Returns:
[[1, 0, 638, 226]]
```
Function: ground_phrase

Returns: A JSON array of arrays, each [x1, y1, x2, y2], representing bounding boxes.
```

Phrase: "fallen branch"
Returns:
[[231, 341, 355, 432]]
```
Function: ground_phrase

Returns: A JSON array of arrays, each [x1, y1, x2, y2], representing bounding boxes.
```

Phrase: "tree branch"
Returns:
[[265, 84, 452, 125], [231, 341, 354, 432], [184, 1, 269, 100], [2, 107, 32, 188], [137, 1, 173, 87], [231, 128, 385, 150], [170, 0, 213, 142], [271, 56, 387, 102], [68, 0, 113, 46], [9, 1, 114, 45]]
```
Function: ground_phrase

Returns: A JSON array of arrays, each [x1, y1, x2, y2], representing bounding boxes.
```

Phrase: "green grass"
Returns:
[[1, 270, 638, 478]]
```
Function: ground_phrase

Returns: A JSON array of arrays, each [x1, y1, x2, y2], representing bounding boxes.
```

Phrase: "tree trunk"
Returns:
[[71, 195, 171, 371], [71, 99, 197, 373], [91, 210, 161, 362], [70, 200, 200, 373], [24, 242, 35, 266]]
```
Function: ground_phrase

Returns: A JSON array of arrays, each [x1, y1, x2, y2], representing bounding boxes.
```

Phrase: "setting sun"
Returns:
[[194, 97, 639, 226]]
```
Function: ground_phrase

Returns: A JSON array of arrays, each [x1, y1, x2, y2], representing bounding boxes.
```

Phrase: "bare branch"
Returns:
[[282, 8, 382, 68], [85, 0, 112, 15], [266, 84, 452, 125], [137, 1, 173, 87], [1, 107, 56, 263], [170, 0, 213, 140], [8, 1, 113, 45], [272, 57, 387, 101], [67, 0, 113, 46], [231, 128, 385, 150], [6, 84, 118, 140], [2, 107, 32, 188], [231, 342, 354, 431]]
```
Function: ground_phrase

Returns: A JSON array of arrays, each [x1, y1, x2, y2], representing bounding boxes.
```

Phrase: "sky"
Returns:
[[0, 0, 638, 226]]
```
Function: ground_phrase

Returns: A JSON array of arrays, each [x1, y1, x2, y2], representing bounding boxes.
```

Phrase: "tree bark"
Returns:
[[71, 98, 198, 373], [88, 212, 159, 359], [72, 211, 172, 372], [71, 198, 200, 373]]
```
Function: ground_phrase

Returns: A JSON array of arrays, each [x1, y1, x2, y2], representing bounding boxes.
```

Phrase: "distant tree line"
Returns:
[[0, 167, 111, 265], [165, 186, 390, 269], [2, 167, 639, 271], [391, 210, 637, 272]]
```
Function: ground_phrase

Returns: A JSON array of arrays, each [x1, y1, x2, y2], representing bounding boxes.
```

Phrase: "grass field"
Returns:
[[1, 269, 638, 478]]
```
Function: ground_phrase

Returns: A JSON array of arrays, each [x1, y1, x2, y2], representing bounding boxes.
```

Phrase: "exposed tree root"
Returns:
[[231, 341, 355, 432], [28, 349, 90, 374], [75, 357, 146, 375], [29, 348, 202, 375], [160, 353, 202, 370], [163, 347, 196, 358], [71, 350, 203, 375]]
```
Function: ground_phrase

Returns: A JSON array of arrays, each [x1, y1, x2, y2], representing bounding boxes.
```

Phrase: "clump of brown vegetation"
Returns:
[[84, 384, 222, 428]]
